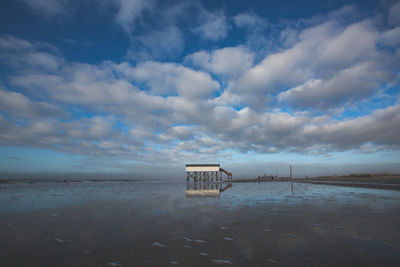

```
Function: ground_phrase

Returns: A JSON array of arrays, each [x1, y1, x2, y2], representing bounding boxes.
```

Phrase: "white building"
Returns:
[[185, 164, 232, 181]]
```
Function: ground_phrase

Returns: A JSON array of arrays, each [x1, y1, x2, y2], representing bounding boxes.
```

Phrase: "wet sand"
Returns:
[[1, 180, 400, 266], [233, 175, 400, 191], [297, 175, 400, 191]]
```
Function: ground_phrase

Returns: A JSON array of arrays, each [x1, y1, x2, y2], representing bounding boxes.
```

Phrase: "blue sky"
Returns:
[[0, 0, 399, 178]]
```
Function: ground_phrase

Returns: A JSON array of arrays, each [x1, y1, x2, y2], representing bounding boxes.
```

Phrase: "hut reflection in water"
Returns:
[[185, 182, 232, 197]]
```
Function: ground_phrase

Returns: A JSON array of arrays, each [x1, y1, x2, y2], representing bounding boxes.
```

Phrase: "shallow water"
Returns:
[[1, 180, 400, 266]]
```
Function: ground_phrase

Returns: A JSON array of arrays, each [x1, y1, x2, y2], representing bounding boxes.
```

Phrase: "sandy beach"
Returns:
[[1, 180, 400, 266]]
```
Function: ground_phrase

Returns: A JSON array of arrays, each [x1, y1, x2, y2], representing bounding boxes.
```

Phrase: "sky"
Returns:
[[0, 0, 399, 178]]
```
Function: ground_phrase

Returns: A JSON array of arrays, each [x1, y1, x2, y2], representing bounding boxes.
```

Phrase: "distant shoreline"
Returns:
[[1, 175, 400, 191], [0, 178, 150, 184]]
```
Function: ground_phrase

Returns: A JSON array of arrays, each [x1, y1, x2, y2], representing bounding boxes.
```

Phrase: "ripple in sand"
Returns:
[[200, 252, 208, 256], [224, 237, 234, 241], [266, 258, 278, 264], [212, 259, 233, 264], [152, 242, 166, 248], [380, 241, 394, 247], [183, 237, 207, 243], [108, 261, 122, 266], [312, 223, 323, 226], [54, 238, 65, 243]]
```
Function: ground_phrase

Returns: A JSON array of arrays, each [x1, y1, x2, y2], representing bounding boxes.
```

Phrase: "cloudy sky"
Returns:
[[0, 0, 399, 178]]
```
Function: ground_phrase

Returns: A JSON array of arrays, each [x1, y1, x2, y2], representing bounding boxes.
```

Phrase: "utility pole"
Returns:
[[290, 164, 293, 195]]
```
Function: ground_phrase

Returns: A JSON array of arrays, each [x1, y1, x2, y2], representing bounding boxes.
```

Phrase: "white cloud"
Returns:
[[185, 46, 254, 79], [126, 25, 184, 60], [277, 61, 393, 109], [125, 61, 220, 99], [0, 35, 34, 51], [233, 40, 313, 94], [115, 0, 153, 33], [315, 20, 379, 70], [193, 9, 229, 41], [233, 11, 266, 28]]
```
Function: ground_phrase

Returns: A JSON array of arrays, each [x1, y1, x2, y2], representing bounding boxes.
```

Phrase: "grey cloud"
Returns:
[[0, 35, 63, 72], [301, 105, 400, 151], [205, 105, 400, 154], [277, 61, 394, 109], [388, 1, 400, 26], [1, 19, 400, 164], [0, 88, 66, 119], [381, 27, 400, 47], [0, 115, 143, 157], [6, 43, 217, 133], [18, 0, 70, 17], [232, 18, 397, 110], [157, 126, 195, 143]]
